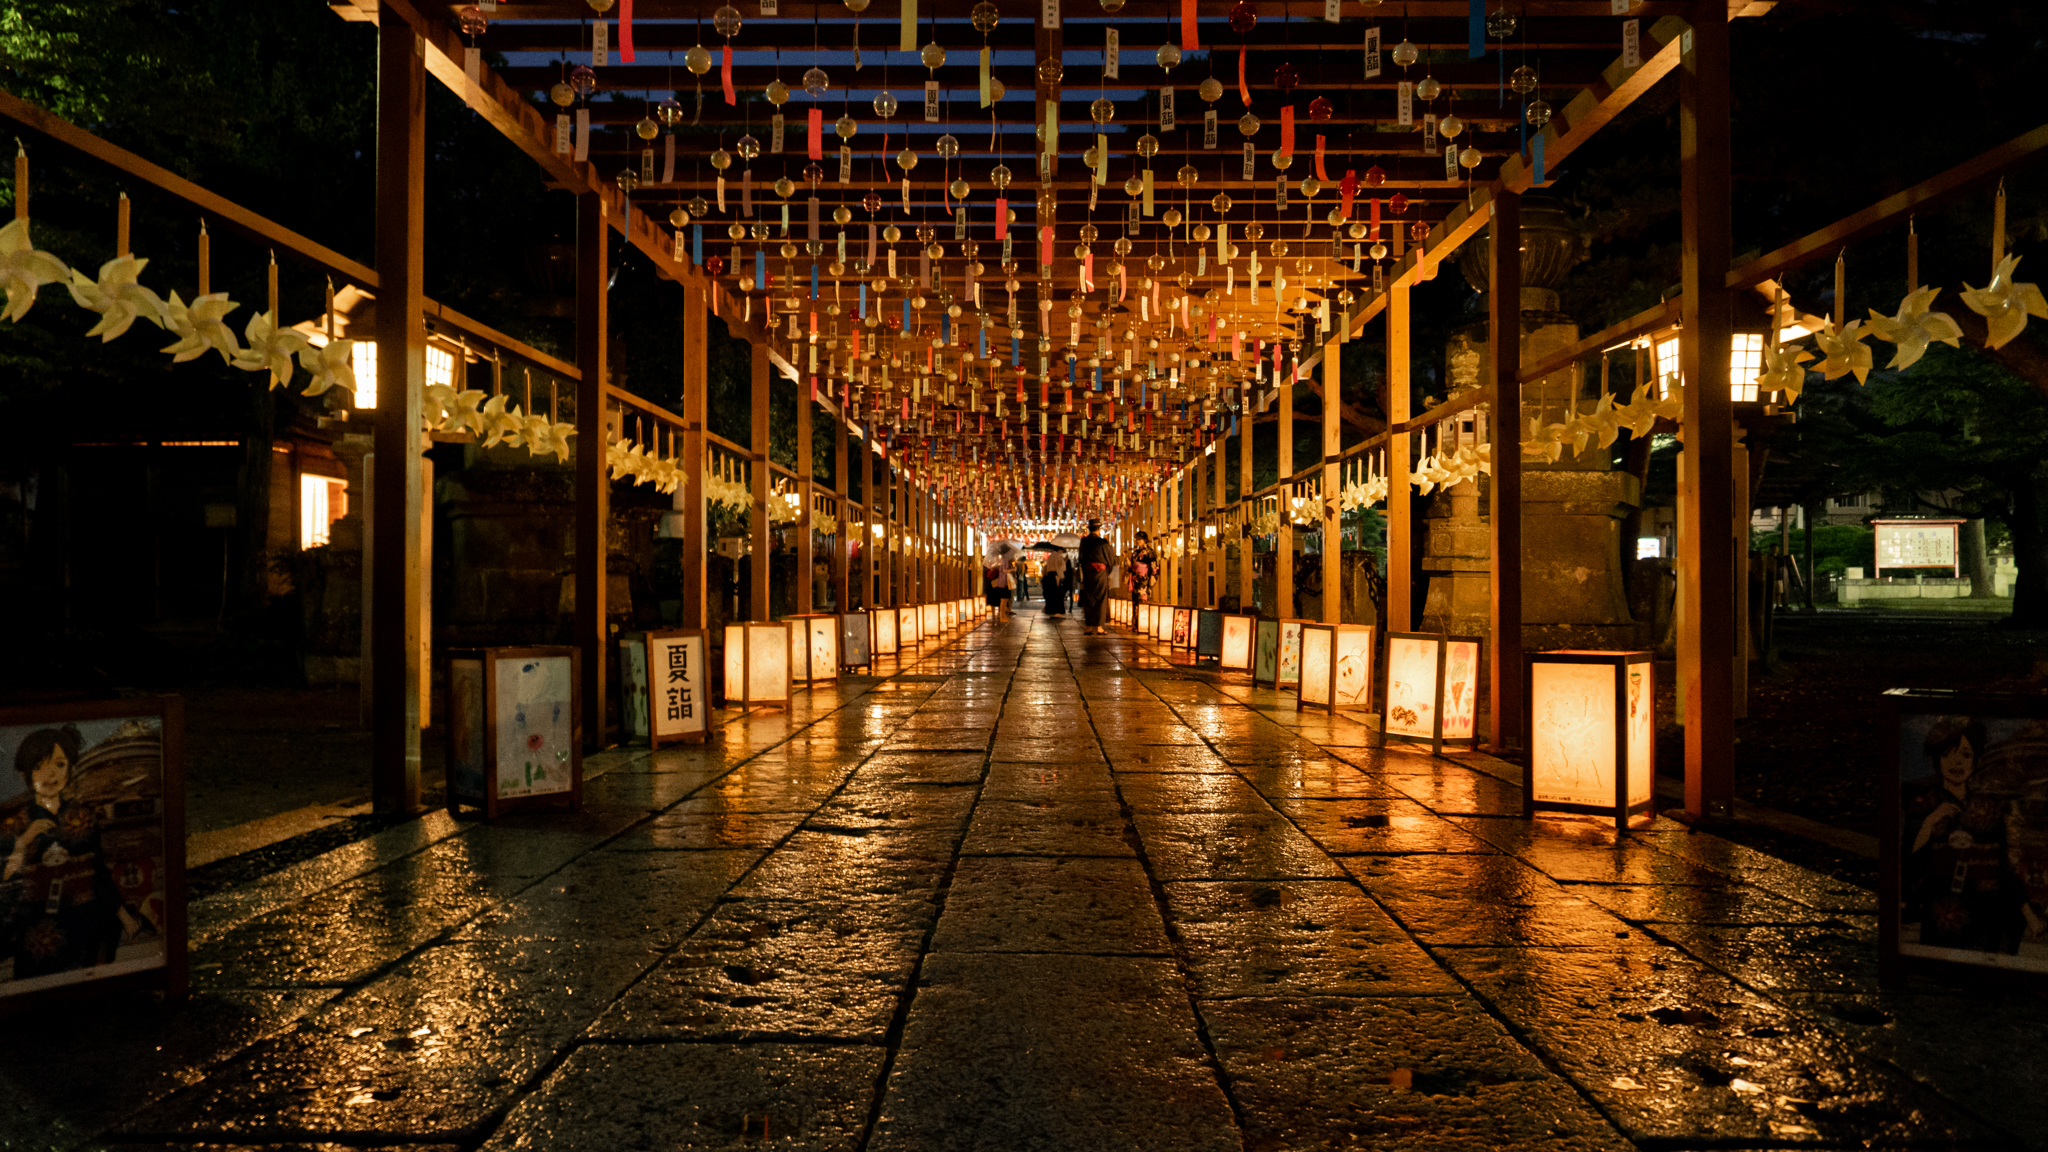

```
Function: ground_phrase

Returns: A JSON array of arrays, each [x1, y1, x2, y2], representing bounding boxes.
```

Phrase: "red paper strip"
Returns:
[[1370, 196, 1381, 240], [1280, 105, 1295, 157], [1271, 343, 1282, 375], [1083, 251, 1095, 292], [1118, 265, 1128, 300], [808, 109, 823, 160], [1315, 135, 1328, 181], [620, 0, 635, 61], [1238, 48, 1251, 106], [721, 45, 735, 105], [994, 197, 1009, 240], [1340, 169, 1358, 218], [1182, 0, 1199, 51], [1041, 225, 1054, 267]]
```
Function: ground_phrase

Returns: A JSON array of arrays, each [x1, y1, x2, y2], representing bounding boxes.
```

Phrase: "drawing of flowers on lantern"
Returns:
[[514, 701, 549, 788]]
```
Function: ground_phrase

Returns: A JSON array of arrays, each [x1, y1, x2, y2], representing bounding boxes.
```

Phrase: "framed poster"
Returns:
[[1194, 609, 1224, 662], [1253, 618, 1280, 684], [1873, 519, 1964, 577], [447, 647, 584, 819], [0, 698, 186, 1005], [1384, 633, 1483, 752], [1277, 619, 1307, 688], [1881, 690, 2048, 987], [644, 630, 711, 746], [1171, 606, 1195, 650], [617, 633, 651, 743]]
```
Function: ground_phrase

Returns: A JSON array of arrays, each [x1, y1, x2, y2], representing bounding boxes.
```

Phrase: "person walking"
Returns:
[[1041, 547, 1069, 617], [986, 555, 1014, 619], [1078, 520, 1117, 634], [1127, 531, 1157, 610]]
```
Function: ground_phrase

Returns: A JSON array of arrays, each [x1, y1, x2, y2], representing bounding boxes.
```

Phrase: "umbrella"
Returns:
[[1027, 541, 1064, 553], [1051, 533, 1083, 548]]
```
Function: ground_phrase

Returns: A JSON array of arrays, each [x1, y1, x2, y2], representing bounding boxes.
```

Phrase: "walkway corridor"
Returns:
[[12, 610, 2044, 1150]]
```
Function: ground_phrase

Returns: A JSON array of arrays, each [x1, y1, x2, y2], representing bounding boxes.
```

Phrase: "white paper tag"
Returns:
[[1127, 200, 1140, 234], [1105, 28, 1119, 79], [1680, 27, 1693, 56], [1364, 27, 1381, 78], [1611, 0, 1631, 12], [1325, 0, 1342, 22], [641, 147, 654, 183], [592, 20, 608, 67], [1043, 0, 1060, 29], [673, 229, 685, 260], [555, 113, 572, 154], [1275, 175, 1288, 210], [761, 0, 778, 12], [574, 108, 590, 161], [479, 0, 494, 10], [1444, 144, 1458, 179], [464, 46, 481, 87], [956, 205, 968, 238], [1242, 143, 1255, 180], [925, 80, 941, 122], [1204, 109, 1218, 150], [1160, 87, 1175, 131], [1623, 19, 1641, 67], [1423, 112, 1438, 154], [772, 113, 786, 153], [840, 144, 853, 183], [1397, 80, 1413, 125]]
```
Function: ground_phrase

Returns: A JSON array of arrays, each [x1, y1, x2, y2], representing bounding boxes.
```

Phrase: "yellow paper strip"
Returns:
[[980, 46, 992, 107], [1142, 169, 1154, 216], [1095, 133, 1108, 185], [900, 0, 917, 52]]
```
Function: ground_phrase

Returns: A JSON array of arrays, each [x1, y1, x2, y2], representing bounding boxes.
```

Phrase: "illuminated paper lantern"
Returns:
[[1524, 650, 1654, 830], [1139, 603, 1157, 636], [1383, 632, 1482, 752], [1220, 613, 1256, 670], [898, 605, 923, 647], [943, 600, 958, 629], [787, 614, 840, 683], [1277, 619, 1308, 688], [1296, 624, 1375, 713], [1253, 618, 1280, 683], [1171, 607, 1197, 650], [1153, 603, 1174, 642], [619, 630, 710, 747], [872, 607, 900, 655], [1195, 609, 1224, 662], [1298, 624, 1335, 709], [448, 645, 585, 818], [921, 602, 940, 637], [723, 621, 791, 706], [840, 611, 872, 669]]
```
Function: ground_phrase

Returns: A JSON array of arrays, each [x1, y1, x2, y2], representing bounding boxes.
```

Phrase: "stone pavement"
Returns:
[[8, 609, 2046, 1150]]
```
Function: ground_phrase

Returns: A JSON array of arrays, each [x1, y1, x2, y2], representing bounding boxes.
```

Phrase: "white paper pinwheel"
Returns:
[[516, 411, 555, 457], [161, 291, 243, 364], [1959, 255, 2048, 350], [477, 395, 518, 446], [608, 437, 646, 481], [1652, 377, 1686, 423], [0, 218, 71, 323], [1521, 415, 1566, 463], [297, 339, 359, 397], [1362, 473, 1389, 506], [1615, 384, 1662, 439], [813, 511, 840, 537], [1756, 340, 1815, 402], [66, 255, 168, 341], [1812, 319, 1873, 385], [1865, 286, 1963, 371], [234, 312, 312, 388]]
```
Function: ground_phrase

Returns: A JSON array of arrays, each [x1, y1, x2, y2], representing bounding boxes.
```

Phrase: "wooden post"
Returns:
[[678, 282, 709, 630], [797, 382, 814, 614], [1488, 191, 1524, 752], [834, 414, 850, 610], [1238, 410, 1253, 609], [1277, 369, 1295, 618], [573, 191, 610, 746], [1213, 424, 1226, 607], [1679, 2, 1736, 820], [370, 6, 425, 815], [1321, 338, 1341, 624], [750, 342, 771, 620], [1386, 280, 1413, 631]]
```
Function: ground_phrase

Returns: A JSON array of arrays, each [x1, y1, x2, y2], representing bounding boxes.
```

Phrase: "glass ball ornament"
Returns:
[[1079, 223, 1100, 243], [1388, 192, 1409, 215], [950, 177, 970, 199], [935, 134, 960, 159], [1090, 98, 1115, 124], [1299, 176, 1322, 198], [1508, 65, 1537, 95], [987, 77, 1006, 102], [1177, 270, 1195, 289], [656, 97, 684, 125], [736, 134, 761, 161], [569, 65, 599, 95], [1101, 0, 1126, 11], [873, 90, 899, 118], [829, 259, 846, 276], [728, 222, 747, 239], [1390, 39, 1418, 67], [920, 41, 947, 69], [1326, 207, 1346, 227], [1273, 62, 1300, 92], [1176, 163, 1199, 187], [1347, 221, 1367, 239], [1082, 144, 1102, 169], [1122, 175, 1144, 197], [774, 176, 796, 198], [1157, 43, 1181, 71], [803, 67, 830, 96], [705, 255, 726, 276], [1308, 96, 1333, 122], [1526, 99, 1552, 129], [1486, 8, 1517, 38], [1192, 222, 1211, 240], [683, 46, 712, 75], [989, 163, 1013, 189], [861, 191, 883, 213], [833, 205, 852, 225], [780, 240, 798, 258], [1245, 221, 1265, 241], [1228, 1, 1257, 35], [766, 79, 790, 105], [1457, 145, 1481, 169], [1136, 133, 1160, 159], [712, 4, 742, 37], [1162, 207, 1183, 228], [883, 224, 902, 243], [549, 82, 575, 107], [1237, 113, 1260, 136], [739, 273, 756, 292], [459, 6, 488, 36], [1072, 242, 1091, 259], [1268, 239, 1288, 257], [1271, 151, 1293, 171], [835, 114, 859, 140], [688, 196, 710, 217], [636, 116, 659, 141], [843, 0, 869, 11], [896, 147, 918, 170], [1210, 193, 1233, 213], [803, 162, 826, 185], [1114, 237, 1132, 256], [1439, 113, 1463, 138], [1416, 76, 1441, 102], [1369, 242, 1388, 260], [1363, 164, 1385, 186], [669, 208, 691, 227], [710, 147, 733, 170], [1037, 58, 1064, 86], [924, 243, 943, 259], [971, 1, 1000, 33], [1198, 77, 1224, 103]]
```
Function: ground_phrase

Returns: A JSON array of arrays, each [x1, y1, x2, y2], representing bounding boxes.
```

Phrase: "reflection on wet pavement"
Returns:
[[8, 609, 2033, 1149]]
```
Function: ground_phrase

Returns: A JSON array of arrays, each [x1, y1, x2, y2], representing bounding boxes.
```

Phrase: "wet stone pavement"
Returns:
[[12, 608, 2048, 1151]]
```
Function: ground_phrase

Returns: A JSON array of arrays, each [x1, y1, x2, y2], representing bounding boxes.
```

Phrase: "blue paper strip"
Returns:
[[1533, 132, 1546, 185], [1469, 0, 1485, 57], [902, 295, 911, 332], [1093, 367, 1103, 391], [859, 282, 867, 316], [979, 328, 988, 358], [942, 313, 951, 344], [691, 225, 703, 265], [1011, 334, 1020, 365], [810, 265, 819, 299], [755, 249, 766, 290]]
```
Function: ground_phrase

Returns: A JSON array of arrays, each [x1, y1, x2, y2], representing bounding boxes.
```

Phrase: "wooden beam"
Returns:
[[1678, 0, 1737, 821], [1385, 279, 1414, 633], [1487, 192, 1523, 754], [370, 3, 425, 815], [574, 191, 611, 747], [1517, 297, 1681, 386]]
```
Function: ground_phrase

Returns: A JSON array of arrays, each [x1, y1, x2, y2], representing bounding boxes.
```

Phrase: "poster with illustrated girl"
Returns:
[[1885, 691, 2048, 984], [0, 699, 185, 1002]]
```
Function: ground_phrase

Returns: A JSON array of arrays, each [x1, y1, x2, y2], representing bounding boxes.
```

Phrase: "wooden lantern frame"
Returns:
[[1253, 617, 1281, 684], [1382, 632, 1485, 754], [1219, 613, 1257, 671], [618, 628, 712, 748], [1194, 608, 1225, 663], [1522, 650, 1655, 831], [447, 645, 585, 819], [724, 622, 793, 708], [840, 611, 874, 670]]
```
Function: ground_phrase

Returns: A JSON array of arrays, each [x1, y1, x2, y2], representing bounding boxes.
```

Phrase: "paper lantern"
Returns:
[[1171, 607, 1197, 650], [1220, 613, 1256, 670], [1139, 602, 1157, 636], [1276, 619, 1308, 688], [1195, 609, 1225, 662], [943, 600, 958, 629], [618, 630, 710, 746], [840, 611, 872, 669], [1298, 625, 1335, 709], [447, 645, 585, 818], [1297, 624, 1375, 713], [1153, 603, 1174, 642], [1383, 632, 1483, 752], [1253, 618, 1281, 683], [871, 606, 900, 655], [1524, 650, 1654, 830], [724, 621, 791, 706], [921, 602, 940, 637], [898, 605, 923, 647], [787, 614, 839, 683]]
